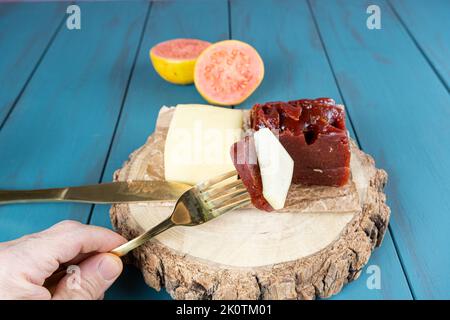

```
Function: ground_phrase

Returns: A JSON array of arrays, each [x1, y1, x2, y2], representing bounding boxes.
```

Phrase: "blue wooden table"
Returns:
[[0, 0, 448, 300]]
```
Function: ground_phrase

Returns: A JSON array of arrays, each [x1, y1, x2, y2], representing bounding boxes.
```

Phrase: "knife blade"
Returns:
[[0, 181, 191, 205]]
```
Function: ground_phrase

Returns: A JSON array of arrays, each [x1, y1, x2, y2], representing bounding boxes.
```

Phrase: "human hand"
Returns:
[[0, 220, 127, 300]]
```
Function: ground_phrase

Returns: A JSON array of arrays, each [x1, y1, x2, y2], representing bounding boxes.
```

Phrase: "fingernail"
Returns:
[[98, 255, 122, 281]]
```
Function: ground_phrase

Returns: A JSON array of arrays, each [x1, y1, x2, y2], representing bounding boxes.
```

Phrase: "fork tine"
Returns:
[[201, 179, 243, 199], [211, 197, 251, 216], [211, 193, 250, 210], [196, 170, 238, 190], [207, 187, 249, 207]]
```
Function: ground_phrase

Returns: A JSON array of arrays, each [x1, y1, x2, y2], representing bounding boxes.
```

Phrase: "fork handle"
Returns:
[[44, 219, 174, 292], [110, 218, 175, 257]]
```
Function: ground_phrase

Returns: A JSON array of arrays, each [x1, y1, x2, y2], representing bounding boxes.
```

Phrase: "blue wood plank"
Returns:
[[0, 2, 64, 125], [230, 0, 345, 106], [89, 0, 229, 300], [0, 2, 149, 242], [105, 265, 171, 300], [330, 232, 412, 300], [389, 0, 450, 89], [230, 0, 357, 136], [231, 0, 411, 300], [310, 0, 450, 299]]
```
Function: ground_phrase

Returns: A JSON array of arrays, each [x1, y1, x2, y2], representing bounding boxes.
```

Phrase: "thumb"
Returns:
[[52, 253, 123, 300]]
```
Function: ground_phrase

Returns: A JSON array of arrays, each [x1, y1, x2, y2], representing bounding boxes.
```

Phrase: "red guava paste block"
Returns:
[[230, 136, 274, 212], [250, 98, 350, 186]]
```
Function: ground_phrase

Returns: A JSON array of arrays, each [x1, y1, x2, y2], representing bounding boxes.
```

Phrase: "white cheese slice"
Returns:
[[254, 128, 294, 210], [164, 104, 243, 185]]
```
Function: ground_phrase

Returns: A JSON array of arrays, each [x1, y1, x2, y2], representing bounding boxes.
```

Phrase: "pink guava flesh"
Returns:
[[151, 39, 211, 60], [194, 40, 264, 105]]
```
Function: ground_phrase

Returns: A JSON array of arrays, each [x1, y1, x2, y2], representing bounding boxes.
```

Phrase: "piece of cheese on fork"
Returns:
[[164, 104, 243, 185], [254, 128, 294, 210]]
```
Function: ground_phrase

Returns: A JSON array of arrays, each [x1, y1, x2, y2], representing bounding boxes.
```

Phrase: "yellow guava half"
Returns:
[[150, 38, 211, 85]]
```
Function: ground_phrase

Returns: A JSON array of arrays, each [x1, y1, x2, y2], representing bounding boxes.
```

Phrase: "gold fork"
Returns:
[[44, 170, 249, 291], [110, 170, 250, 256]]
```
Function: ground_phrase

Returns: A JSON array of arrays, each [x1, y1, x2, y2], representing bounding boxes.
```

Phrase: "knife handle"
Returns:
[[0, 188, 69, 204]]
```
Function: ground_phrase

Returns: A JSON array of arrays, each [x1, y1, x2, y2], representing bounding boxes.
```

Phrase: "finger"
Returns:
[[52, 253, 122, 300], [7, 220, 126, 284], [59, 252, 96, 269], [42, 220, 127, 262], [0, 275, 51, 300]]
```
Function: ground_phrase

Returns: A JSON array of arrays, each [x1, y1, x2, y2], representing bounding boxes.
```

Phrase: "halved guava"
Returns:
[[194, 40, 264, 106], [150, 38, 211, 85]]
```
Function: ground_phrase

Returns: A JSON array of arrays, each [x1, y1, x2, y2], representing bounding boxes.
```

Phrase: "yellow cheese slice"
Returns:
[[164, 104, 243, 184]]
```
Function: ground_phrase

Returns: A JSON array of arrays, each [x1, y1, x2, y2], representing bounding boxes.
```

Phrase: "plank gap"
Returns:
[[86, 1, 153, 225], [306, 0, 362, 148], [227, 0, 232, 40], [387, 224, 417, 300], [307, 0, 415, 299], [387, 0, 449, 92], [0, 10, 66, 134]]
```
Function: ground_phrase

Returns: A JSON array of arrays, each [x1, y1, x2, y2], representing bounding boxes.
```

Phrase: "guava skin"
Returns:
[[150, 39, 211, 85]]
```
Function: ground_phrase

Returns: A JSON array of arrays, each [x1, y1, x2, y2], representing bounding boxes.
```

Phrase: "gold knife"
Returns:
[[0, 181, 191, 205]]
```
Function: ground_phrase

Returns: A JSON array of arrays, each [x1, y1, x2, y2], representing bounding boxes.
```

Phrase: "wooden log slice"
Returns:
[[110, 107, 390, 300]]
